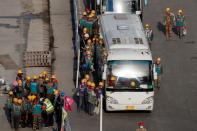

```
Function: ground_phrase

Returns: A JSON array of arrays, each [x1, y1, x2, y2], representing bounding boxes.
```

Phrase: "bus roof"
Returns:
[[108, 49, 152, 61], [100, 13, 149, 50]]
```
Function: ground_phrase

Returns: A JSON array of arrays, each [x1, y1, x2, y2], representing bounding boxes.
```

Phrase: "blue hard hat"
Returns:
[[60, 91, 65, 97]]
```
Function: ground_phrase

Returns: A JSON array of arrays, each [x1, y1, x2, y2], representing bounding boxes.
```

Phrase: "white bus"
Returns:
[[96, 13, 156, 111]]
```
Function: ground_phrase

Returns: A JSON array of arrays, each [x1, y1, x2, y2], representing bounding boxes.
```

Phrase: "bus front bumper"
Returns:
[[106, 103, 153, 111]]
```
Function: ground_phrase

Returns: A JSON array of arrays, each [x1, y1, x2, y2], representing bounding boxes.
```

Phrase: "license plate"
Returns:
[[126, 106, 135, 110]]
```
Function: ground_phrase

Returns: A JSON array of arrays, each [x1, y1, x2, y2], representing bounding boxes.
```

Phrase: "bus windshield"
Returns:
[[106, 0, 139, 13], [107, 60, 152, 89]]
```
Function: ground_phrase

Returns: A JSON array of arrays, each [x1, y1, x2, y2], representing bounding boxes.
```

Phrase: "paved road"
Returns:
[[69, 0, 197, 131]]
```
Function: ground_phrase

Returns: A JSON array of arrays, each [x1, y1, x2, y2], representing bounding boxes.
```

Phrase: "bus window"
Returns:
[[107, 60, 152, 89]]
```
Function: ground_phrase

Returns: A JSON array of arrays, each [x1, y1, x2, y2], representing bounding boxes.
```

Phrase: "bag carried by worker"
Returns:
[[183, 26, 187, 35]]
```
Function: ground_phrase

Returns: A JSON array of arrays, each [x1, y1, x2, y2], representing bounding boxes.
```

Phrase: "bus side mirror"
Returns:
[[102, 64, 107, 80], [153, 64, 158, 80], [97, 0, 100, 5], [144, 0, 149, 6]]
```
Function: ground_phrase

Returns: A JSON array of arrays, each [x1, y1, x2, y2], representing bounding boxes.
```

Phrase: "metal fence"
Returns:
[[73, 0, 80, 89]]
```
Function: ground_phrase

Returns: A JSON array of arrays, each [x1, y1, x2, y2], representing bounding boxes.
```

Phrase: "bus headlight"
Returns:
[[107, 96, 119, 104], [141, 96, 153, 104]]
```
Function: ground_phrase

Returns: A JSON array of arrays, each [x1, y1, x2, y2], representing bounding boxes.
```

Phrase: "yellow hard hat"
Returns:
[[32, 95, 36, 100], [83, 28, 88, 33], [17, 99, 22, 104], [45, 77, 49, 81], [87, 81, 92, 86], [28, 95, 32, 101], [54, 90, 59, 95], [99, 82, 104, 86], [145, 24, 150, 28], [33, 75, 37, 80], [81, 79, 85, 83], [157, 57, 161, 62], [85, 74, 90, 80], [18, 69, 23, 74], [91, 82, 95, 87], [178, 9, 183, 13], [82, 11, 87, 16], [130, 81, 136, 87], [111, 76, 116, 81], [51, 75, 56, 79], [166, 7, 170, 12], [89, 14, 94, 18], [13, 98, 18, 103], [8, 91, 13, 96], [43, 71, 47, 75], [91, 10, 96, 14], [26, 76, 31, 81]]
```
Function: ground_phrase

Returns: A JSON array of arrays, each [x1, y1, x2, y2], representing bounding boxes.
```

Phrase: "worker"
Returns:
[[94, 81, 104, 114], [84, 81, 91, 113], [42, 77, 50, 97], [136, 122, 147, 131], [154, 57, 163, 89], [144, 24, 153, 42], [54, 90, 64, 131], [85, 50, 94, 72], [43, 98, 54, 126], [11, 98, 22, 131], [30, 76, 38, 95], [163, 7, 175, 40], [16, 68, 23, 81], [87, 82, 97, 115], [42, 71, 48, 79], [38, 74, 44, 94], [32, 100, 42, 130], [46, 82, 55, 104], [175, 9, 186, 38], [82, 11, 88, 20], [87, 13, 94, 21], [78, 79, 87, 112], [84, 74, 90, 81], [17, 80, 24, 98], [51, 75, 58, 90], [6, 91, 13, 125], [24, 76, 31, 97], [22, 96, 32, 127]]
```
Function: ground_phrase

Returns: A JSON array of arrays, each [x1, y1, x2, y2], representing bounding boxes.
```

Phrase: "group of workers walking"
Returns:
[[5, 69, 65, 131], [163, 7, 186, 40], [144, 8, 186, 42]]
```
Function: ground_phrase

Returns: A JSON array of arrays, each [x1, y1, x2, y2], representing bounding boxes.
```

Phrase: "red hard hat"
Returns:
[[137, 121, 144, 126]]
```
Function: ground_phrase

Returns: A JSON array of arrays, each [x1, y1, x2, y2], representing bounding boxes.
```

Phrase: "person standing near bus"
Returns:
[[94, 81, 103, 115], [154, 57, 163, 89], [78, 79, 87, 112], [144, 24, 153, 45]]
